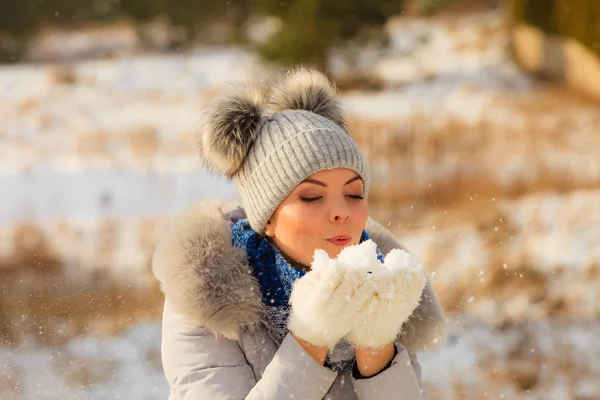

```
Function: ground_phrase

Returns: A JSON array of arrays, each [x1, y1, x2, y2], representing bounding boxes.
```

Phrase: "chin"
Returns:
[[327, 249, 342, 259], [319, 239, 358, 260], [324, 244, 345, 259]]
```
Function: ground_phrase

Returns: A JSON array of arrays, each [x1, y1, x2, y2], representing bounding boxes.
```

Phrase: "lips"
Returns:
[[327, 235, 351, 246]]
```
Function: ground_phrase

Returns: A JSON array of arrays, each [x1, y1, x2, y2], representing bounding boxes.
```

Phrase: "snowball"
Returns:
[[311, 249, 332, 273], [383, 248, 423, 275], [334, 239, 380, 272], [309, 239, 424, 282]]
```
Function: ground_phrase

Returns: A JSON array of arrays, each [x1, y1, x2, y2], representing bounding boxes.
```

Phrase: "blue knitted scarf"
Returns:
[[231, 219, 384, 373]]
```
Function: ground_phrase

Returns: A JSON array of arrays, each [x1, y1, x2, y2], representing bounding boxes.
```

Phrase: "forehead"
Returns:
[[308, 168, 360, 181]]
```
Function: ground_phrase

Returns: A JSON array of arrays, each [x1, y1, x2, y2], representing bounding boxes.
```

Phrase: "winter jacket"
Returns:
[[152, 200, 446, 400]]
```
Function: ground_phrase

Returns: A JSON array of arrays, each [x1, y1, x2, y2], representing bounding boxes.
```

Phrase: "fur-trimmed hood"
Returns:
[[152, 200, 446, 353]]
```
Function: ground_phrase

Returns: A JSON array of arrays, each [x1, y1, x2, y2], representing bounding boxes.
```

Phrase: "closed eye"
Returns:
[[300, 196, 322, 204], [346, 195, 365, 200]]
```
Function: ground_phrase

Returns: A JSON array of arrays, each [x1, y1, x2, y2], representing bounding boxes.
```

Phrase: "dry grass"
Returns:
[[335, 72, 386, 92], [389, 192, 600, 323], [480, 322, 599, 398], [124, 126, 161, 162], [70, 126, 197, 166], [75, 130, 112, 158], [17, 98, 38, 114], [436, 0, 501, 16], [0, 222, 164, 348], [0, 362, 22, 398], [400, 189, 600, 323], [57, 357, 118, 388], [367, 170, 599, 229], [347, 89, 600, 225], [50, 65, 78, 85], [0, 262, 164, 348], [422, 318, 600, 399]]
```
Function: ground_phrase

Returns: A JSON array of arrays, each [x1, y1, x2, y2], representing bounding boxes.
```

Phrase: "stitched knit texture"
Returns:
[[235, 109, 368, 234], [231, 218, 384, 373]]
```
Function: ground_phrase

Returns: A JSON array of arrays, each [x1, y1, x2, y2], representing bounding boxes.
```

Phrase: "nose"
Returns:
[[329, 198, 351, 223]]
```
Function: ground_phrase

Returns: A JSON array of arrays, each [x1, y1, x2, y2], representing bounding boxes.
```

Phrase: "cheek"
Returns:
[[278, 205, 321, 237], [274, 205, 327, 264], [354, 200, 369, 220], [352, 201, 369, 233]]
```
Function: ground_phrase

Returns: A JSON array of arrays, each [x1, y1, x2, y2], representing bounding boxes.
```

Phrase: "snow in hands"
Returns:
[[289, 240, 427, 350]]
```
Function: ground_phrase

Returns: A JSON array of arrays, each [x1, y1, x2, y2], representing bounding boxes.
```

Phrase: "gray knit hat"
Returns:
[[198, 68, 369, 234]]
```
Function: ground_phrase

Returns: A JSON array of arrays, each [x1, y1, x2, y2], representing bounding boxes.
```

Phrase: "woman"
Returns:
[[152, 67, 446, 399]]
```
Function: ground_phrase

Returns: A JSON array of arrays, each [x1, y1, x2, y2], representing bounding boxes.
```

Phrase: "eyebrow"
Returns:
[[301, 175, 362, 187]]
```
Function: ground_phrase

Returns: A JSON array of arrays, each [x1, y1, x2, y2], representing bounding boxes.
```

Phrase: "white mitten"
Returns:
[[344, 241, 427, 350], [288, 248, 377, 348]]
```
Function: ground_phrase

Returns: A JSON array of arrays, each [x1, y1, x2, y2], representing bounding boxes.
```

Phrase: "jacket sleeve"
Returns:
[[161, 300, 338, 400], [352, 342, 424, 400]]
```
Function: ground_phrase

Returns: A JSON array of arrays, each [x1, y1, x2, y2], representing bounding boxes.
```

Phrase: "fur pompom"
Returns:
[[269, 67, 346, 129], [198, 85, 266, 178]]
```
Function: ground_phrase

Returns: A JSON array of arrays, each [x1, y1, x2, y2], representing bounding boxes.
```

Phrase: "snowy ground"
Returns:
[[1, 9, 600, 400], [0, 323, 167, 399], [3, 318, 599, 399]]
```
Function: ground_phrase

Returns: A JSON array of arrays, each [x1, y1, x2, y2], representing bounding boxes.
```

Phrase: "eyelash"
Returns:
[[347, 195, 365, 200], [300, 195, 365, 204]]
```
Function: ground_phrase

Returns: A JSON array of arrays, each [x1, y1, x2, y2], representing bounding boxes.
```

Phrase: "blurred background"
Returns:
[[1, 0, 599, 398]]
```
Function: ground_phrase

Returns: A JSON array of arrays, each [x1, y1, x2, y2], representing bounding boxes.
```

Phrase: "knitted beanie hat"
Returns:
[[198, 67, 369, 234]]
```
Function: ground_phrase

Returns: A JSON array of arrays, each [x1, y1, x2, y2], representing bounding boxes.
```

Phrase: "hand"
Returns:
[[288, 249, 376, 349], [345, 245, 426, 350], [354, 343, 396, 377], [292, 333, 328, 365]]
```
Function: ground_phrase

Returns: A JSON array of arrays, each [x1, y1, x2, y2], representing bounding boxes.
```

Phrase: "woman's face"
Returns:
[[264, 168, 369, 267]]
